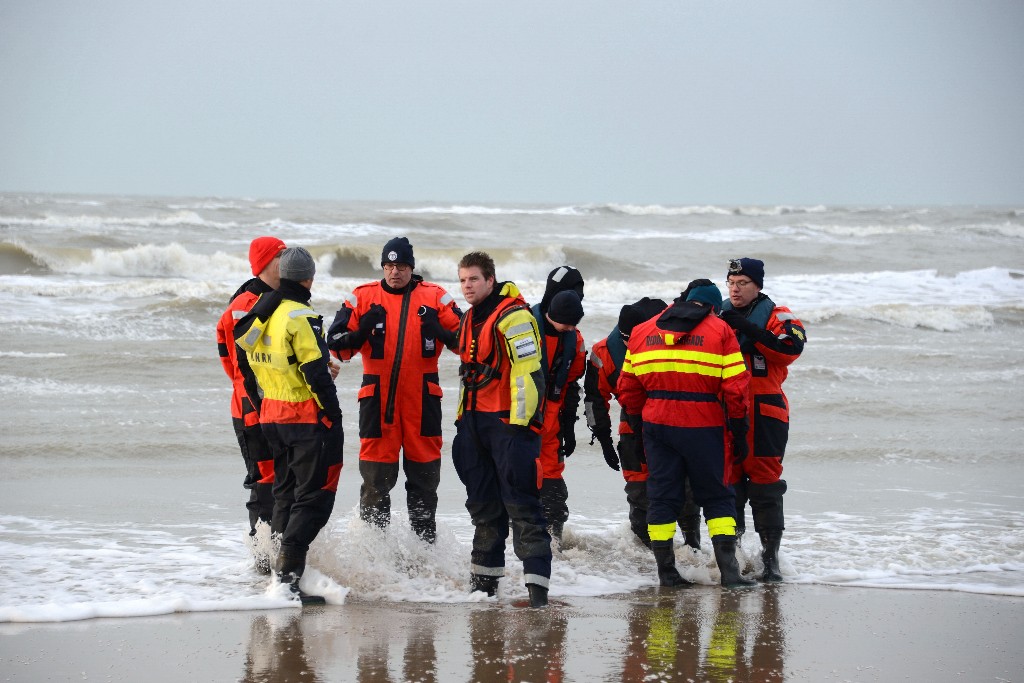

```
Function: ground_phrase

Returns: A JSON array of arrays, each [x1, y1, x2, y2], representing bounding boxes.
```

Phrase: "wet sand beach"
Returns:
[[2, 585, 1020, 682]]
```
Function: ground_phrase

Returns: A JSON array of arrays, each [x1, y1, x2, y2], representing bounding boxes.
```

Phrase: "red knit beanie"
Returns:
[[249, 236, 286, 276]]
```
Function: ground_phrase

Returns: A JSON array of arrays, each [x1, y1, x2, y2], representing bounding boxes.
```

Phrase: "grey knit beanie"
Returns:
[[279, 247, 316, 281]]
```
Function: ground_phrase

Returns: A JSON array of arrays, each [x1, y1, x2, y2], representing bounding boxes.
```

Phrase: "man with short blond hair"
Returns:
[[452, 251, 552, 607]]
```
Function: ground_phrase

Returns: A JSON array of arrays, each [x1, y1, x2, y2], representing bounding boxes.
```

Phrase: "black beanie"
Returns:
[[382, 236, 415, 268], [727, 257, 764, 289], [547, 290, 584, 326], [540, 265, 585, 310], [618, 297, 668, 337]]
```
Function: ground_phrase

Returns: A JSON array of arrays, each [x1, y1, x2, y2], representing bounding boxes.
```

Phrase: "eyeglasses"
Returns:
[[726, 279, 755, 289], [383, 263, 411, 272]]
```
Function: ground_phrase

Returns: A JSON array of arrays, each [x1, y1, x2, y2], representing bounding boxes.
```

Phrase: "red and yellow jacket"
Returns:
[[216, 278, 273, 425], [234, 282, 341, 426], [456, 282, 546, 429], [618, 303, 749, 428]]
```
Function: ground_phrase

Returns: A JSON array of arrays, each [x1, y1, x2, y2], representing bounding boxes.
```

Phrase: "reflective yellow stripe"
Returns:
[[648, 522, 677, 541], [632, 361, 727, 379], [722, 351, 744, 366], [630, 348, 731, 365], [706, 516, 736, 538], [722, 363, 747, 379]]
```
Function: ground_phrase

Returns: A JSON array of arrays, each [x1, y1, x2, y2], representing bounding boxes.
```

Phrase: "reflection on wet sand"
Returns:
[[355, 615, 439, 683], [624, 587, 785, 682], [242, 612, 323, 683], [237, 588, 784, 682], [469, 602, 568, 682]]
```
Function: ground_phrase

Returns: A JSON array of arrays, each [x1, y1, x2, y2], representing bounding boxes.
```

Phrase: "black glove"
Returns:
[[558, 427, 576, 458], [598, 435, 620, 471], [728, 416, 749, 464], [418, 306, 456, 348], [720, 309, 760, 337], [359, 304, 386, 336], [321, 413, 345, 466]]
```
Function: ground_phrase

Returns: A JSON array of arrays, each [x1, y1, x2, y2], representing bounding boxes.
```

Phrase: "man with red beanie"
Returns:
[[720, 257, 806, 582], [235, 246, 344, 605], [326, 236, 462, 543], [215, 235, 285, 573]]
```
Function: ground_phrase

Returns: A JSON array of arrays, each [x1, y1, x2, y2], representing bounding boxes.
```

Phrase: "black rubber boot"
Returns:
[[469, 574, 498, 597], [527, 583, 549, 608], [682, 524, 701, 550], [274, 550, 325, 606], [759, 531, 784, 582], [681, 478, 701, 549], [651, 539, 693, 587], [712, 535, 756, 589]]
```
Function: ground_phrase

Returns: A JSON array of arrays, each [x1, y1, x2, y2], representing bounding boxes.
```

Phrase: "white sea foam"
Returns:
[[384, 205, 585, 216], [2, 486, 1021, 624], [0, 351, 67, 358], [605, 203, 735, 216], [0, 210, 239, 230]]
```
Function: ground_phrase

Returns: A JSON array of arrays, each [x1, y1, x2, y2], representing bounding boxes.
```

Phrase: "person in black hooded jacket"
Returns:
[[530, 266, 587, 541]]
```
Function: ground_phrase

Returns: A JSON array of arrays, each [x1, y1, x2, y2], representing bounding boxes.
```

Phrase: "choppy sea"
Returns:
[[1, 193, 1022, 623]]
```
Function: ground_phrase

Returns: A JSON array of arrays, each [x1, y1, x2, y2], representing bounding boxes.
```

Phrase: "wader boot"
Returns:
[[712, 535, 756, 589], [759, 531, 784, 582], [681, 477, 701, 549], [651, 539, 693, 587], [749, 480, 787, 583], [469, 574, 498, 597], [274, 549, 325, 606], [681, 512, 702, 550], [527, 583, 549, 608], [406, 459, 440, 544]]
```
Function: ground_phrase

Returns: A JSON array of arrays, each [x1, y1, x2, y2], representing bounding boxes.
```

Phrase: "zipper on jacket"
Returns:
[[383, 287, 412, 423]]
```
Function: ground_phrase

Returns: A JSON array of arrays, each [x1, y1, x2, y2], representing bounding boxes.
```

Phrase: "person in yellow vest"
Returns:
[[235, 247, 344, 605], [452, 251, 551, 607]]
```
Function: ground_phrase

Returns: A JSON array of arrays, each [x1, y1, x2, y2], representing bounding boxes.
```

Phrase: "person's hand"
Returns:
[[559, 428, 576, 458], [328, 357, 341, 380], [419, 306, 457, 348], [322, 416, 344, 465], [359, 304, 386, 336], [599, 435, 620, 471], [728, 417, 749, 464], [720, 309, 759, 336], [419, 306, 443, 336]]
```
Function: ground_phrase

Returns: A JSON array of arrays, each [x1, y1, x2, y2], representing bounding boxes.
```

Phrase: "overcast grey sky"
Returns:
[[1, 1, 1022, 205]]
